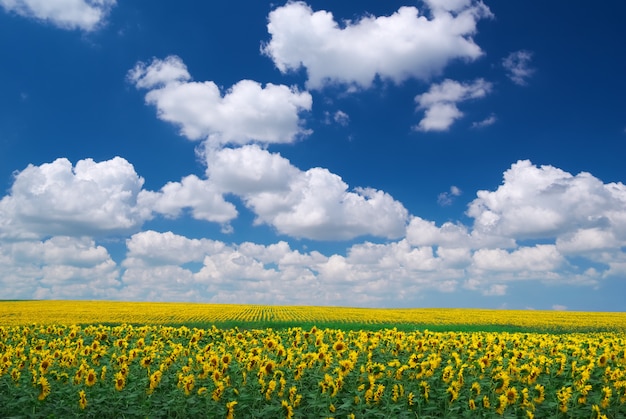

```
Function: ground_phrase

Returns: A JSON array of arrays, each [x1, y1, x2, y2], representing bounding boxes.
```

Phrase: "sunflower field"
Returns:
[[0, 301, 625, 418]]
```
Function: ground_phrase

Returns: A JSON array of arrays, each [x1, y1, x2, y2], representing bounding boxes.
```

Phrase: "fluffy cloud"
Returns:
[[128, 55, 312, 145], [406, 216, 471, 248], [0, 236, 119, 300], [138, 175, 237, 227], [503, 50, 534, 85], [414, 78, 492, 131], [0, 157, 151, 239], [2, 156, 623, 305], [472, 245, 564, 272], [556, 228, 621, 254], [118, 231, 465, 305], [205, 145, 409, 240], [262, 1, 492, 89], [467, 160, 626, 241], [0, 0, 116, 31], [124, 230, 226, 266], [204, 145, 299, 195]]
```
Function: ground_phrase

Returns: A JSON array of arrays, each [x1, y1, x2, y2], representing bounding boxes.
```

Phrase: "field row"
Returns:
[[1, 323, 625, 417], [2, 300, 626, 331]]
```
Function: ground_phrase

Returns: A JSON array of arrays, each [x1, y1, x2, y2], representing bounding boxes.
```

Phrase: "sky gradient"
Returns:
[[1, 0, 625, 311]]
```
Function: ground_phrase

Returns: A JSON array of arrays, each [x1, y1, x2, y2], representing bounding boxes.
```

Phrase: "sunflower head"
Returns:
[[85, 369, 97, 386]]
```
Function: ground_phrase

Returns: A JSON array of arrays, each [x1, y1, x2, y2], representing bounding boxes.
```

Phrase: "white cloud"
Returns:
[[482, 284, 507, 296], [128, 56, 312, 146], [471, 113, 496, 128], [472, 245, 564, 272], [205, 145, 409, 240], [467, 160, 626, 241], [437, 185, 462, 206], [503, 50, 534, 85], [0, 236, 119, 300], [333, 110, 350, 126], [127, 55, 191, 89], [204, 145, 299, 195], [1, 157, 623, 305], [414, 78, 492, 131], [262, 1, 492, 89], [323, 110, 350, 126], [0, 0, 116, 31], [124, 230, 226, 267], [0, 157, 151, 239], [138, 175, 237, 226], [556, 228, 620, 254], [406, 216, 471, 248]]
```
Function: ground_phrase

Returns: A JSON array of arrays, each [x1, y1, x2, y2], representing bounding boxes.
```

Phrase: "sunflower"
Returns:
[[446, 385, 459, 403], [420, 381, 430, 401], [263, 360, 275, 375], [533, 384, 545, 404], [281, 400, 294, 419], [494, 371, 511, 394], [601, 386, 612, 409], [471, 381, 481, 396], [85, 369, 97, 387], [183, 375, 195, 396], [10, 368, 20, 382], [78, 390, 87, 410], [212, 381, 225, 401], [226, 401, 238, 419], [333, 340, 346, 352], [557, 386, 573, 413], [114, 372, 126, 391], [39, 358, 52, 374], [149, 370, 162, 392], [140, 356, 152, 369], [495, 394, 508, 415], [38, 376, 51, 401], [408, 353, 421, 368]]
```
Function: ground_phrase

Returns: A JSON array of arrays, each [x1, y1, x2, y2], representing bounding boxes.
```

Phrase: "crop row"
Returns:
[[2, 301, 626, 331]]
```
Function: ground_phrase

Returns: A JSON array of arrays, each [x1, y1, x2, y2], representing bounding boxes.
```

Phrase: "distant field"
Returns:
[[1, 300, 625, 332]]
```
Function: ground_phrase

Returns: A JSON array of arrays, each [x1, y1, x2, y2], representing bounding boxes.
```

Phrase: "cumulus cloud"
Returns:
[[472, 245, 564, 272], [262, 1, 492, 89], [0, 157, 151, 239], [406, 216, 471, 248], [0, 0, 116, 31], [0, 237, 119, 300], [205, 145, 409, 240], [2, 154, 623, 305], [467, 160, 626, 241], [117, 231, 466, 305], [414, 79, 492, 131], [124, 230, 226, 266], [503, 50, 534, 85], [128, 55, 312, 146], [138, 175, 237, 228]]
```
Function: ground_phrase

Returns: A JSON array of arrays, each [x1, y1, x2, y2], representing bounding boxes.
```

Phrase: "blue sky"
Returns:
[[0, 0, 625, 311]]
